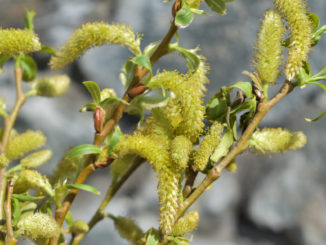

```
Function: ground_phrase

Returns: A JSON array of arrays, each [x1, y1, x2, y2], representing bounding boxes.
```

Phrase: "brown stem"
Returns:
[[70, 157, 144, 245], [177, 81, 294, 219], [4, 179, 16, 245], [52, 11, 179, 243], [182, 166, 198, 198]]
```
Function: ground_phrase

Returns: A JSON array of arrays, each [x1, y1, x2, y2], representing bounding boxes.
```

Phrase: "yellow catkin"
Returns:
[[50, 22, 141, 69], [17, 213, 59, 240], [14, 170, 54, 197], [171, 211, 199, 236], [0, 154, 9, 168], [158, 166, 181, 236], [193, 122, 223, 171], [0, 28, 41, 54], [35, 75, 70, 97], [253, 9, 285, 84], [5, 130, 46, 161], [274, 0, 312, 81], [20, 149, 52, 169], [113, 216, 143, 244], [249, 128, 307, 155], [70, 220, 89, 234], [170, 135, 192, 169]]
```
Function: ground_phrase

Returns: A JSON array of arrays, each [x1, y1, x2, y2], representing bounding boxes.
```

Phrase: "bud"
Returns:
[[94, 107, 105, 133], [0, 154, 9, 168], [20, 149, 52, 169], [17, 213, 60, 240], [171, 211, 199, 236], [170, 135, 192, 169], [70, 220, 89, 234], [14, 170, 54, 197], [5, 130, 46, 161], [249, 128, 307, 155], [35, 75, 70, 97], [113, 216, 143, 243], [226, 159, 237, 172]]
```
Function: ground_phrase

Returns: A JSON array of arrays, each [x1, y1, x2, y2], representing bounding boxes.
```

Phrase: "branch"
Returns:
[[177, 81, 294, 219], [52, 8, 179, 239], [70, 157, 144, 245], [4, 179, 17, 245]]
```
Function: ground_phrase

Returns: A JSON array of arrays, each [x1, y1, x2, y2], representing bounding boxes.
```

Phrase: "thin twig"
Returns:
[[70, 157, 144, 245], [4, 179, 17, 245], [177, 81, 294, 219]]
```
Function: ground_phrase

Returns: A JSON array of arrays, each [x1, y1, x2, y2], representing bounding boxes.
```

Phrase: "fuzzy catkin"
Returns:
[[113, 216, 143, 244], [249, 128, 307, 155], [35, 75, 70, 97], [0, 28, 41, 54], [50, 22, 141, 69], [17, 213, 59, 240], [171, 211, 199, 236], [274, 0, 312, 81], [253, 9, 285, 84], [170, 135, 193, 169], [5, 130, 46, 161], [0, 154, 9, 168], [20, 149, 52, 169], [193, 122, 223, 171]]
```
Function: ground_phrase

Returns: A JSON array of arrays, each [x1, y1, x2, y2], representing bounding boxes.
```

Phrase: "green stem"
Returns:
[[177, 81, 294, 219]]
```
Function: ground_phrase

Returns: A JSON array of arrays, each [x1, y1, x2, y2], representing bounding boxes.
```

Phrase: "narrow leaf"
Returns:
[[12, 198, 20, 227], [11, 194, 45, 201], [169, 44, 200, 73], [106, 127, 123, 154], [305, 108, 326, 122], [83, 81, 101, 104], [210, 129, 234, 162], [24, 9, 35, 31], [79, 102, 97, 112], [120, 59, 137, 88], [307, 12, 320, 31], [66, 184, 100, 195], [132, 55, 152, 73], [100, 97, 129, 107], [231, 81, 253, 98], [175, 4, 195, 28], [67, 144, 103, 159], [146, 233, 159, 245], [20, 55, 37, 82], [41, 45, 56, 55], [205, 0, 226, 15]]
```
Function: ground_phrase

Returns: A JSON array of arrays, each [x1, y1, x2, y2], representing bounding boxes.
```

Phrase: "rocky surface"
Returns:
[[1, 0, 326, 245]]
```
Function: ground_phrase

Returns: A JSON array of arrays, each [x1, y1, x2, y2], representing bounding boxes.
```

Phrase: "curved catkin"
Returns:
[[193, 122, 223, 171], [17, 213, 59, 240], [113, 216, 143, 244], [158, 166, 180, 236], [274, 0, 312, 81], [170, 135, 193, 169], [5, 130, 46, 161], [253, 9, 285, 85], [0, 28, 41, 54], [248, 128, 307, 155], [35, 75, 70, 97], [50, 22, 141, 69], [20, 149, 52, 169], [171, 211, 199, 236]]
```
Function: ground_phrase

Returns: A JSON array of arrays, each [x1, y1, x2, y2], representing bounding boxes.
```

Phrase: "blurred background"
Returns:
[[1, 0, 326, 244]]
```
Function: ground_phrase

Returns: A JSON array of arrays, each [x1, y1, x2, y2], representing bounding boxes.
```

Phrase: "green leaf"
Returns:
[[66, 144, 103, 159], [12, 198, 21, 227], [41, 45, 56, 55], [205, 0, 226, 15], [65, 211, 74, 227], [100, 97, 129, 107], [143, 41, 160, 57], [210, 129, 234, 162], [106, 127, 123, 154], [0, 54, 11, 74], [169, 44, 200, 73], [318, 65, 326, 75], [132, 55, 152, 73], [24, 9, 35, 30], [83, 81, 101, 105], [79, 102, 97, 112], [11, 194, 45, 201], [146, 232, 159, 245], [307, 12, 319, 31], [190, 8, 209, 16], [175, 4, 194, 28], [66, 184, 100, 195], [231, 81, 253, 98], [305, 107, 326, 122], [20, 55, 37, 82], [120, 59, 137, 88]]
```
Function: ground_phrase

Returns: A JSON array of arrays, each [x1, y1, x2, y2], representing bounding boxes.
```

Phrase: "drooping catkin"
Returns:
[[35, 75, 70, 97], [50, 22, 141, 69], [253, 9, 285, 85], [274, 0, 312, 81], [170, 135, 193, 169], [171, 211, 199, 236], [248, 128, 307, 155], [20, 149, 52, 169], [112, 216, 144, 244], [14, 170, 54, 197], [193, 122, 223, 171], [0, 28, 41, 54], [17, 213, 59, 240], [157, 166, 181, 236], [5, 130, 46, 161]]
